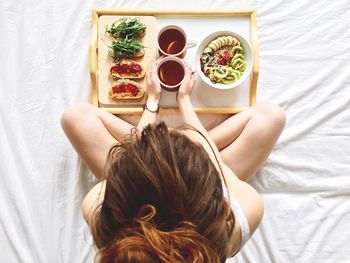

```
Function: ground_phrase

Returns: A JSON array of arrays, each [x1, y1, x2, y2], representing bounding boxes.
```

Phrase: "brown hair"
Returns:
[[91, 122, 235, 262]]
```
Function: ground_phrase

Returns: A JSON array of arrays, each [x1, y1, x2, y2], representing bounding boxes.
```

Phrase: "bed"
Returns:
[[1, 0, 349, 262]]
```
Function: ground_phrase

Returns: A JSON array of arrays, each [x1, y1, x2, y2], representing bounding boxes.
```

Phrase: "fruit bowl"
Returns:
[[195, 31, 253, 90]]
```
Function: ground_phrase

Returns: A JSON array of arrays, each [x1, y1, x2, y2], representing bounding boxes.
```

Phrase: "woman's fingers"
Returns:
[[147, 57, 163, 84], [152, 56, 164, 71], [183, 60, 195, 73], [146, 68, 152, 85], [149, 57, 195, 86], [155, 55, 164, 64], [190, 70, 196, 86]]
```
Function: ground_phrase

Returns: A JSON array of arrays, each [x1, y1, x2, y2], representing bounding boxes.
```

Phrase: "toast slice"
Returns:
[[110, 60, 146, 79], [108, 38, 145, 61], [108, 48, 145, 59], [109, 79, 145, 100], [123, 49, 145, 58]]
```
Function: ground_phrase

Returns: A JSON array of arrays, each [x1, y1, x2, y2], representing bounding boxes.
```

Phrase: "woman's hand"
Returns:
[[177, 62, 196, 101], [137, 57, 163, 130], [146, 57, 163, 102]]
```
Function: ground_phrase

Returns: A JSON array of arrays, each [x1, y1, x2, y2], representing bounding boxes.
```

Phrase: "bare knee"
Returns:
[[252, 102, 286, 130], [60, 102, 95, 130]]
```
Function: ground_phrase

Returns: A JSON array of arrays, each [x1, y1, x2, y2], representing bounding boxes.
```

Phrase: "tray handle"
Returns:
[[250, 10, 259, 106], [90, 11, 99, 106]]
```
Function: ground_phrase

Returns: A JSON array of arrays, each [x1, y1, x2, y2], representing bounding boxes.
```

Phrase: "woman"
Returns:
[[61, 60, 286, 262]]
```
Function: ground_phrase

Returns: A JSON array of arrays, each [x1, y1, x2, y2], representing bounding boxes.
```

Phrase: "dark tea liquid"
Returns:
[[158, 61, 185, 86], [159, 29, 186, 55]]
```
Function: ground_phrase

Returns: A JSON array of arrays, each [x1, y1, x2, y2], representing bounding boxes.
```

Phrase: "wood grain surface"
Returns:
[[98, 15, 157, 106]]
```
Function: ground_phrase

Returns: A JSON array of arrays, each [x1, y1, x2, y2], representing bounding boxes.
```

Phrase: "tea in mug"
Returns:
[[159, 29, 186, 55], [158, 60, 185, 86]]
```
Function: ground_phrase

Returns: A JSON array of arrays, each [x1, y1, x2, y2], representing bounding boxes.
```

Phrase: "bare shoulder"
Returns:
[[82, 181, 106, 225], [180, 129, 264, 233], [179, 129, 263, 253], [223, 165, 264, 235]]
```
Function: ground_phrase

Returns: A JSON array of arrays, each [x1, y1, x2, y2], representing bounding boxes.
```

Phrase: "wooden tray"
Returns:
[[98, 16, 157, 106], [90, 9, 259, 114]]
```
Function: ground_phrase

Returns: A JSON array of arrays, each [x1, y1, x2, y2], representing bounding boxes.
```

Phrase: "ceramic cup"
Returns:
[[157, 56, 186, 92], [157, 25, 196, 58]]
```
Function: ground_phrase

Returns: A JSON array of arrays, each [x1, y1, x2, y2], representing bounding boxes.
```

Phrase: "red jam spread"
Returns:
[[112, 83, 140, 96], [110, 63, 142, 76]]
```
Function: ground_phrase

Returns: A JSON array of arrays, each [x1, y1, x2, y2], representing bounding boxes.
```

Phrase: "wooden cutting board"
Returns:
[[97, 15, 157, 106]]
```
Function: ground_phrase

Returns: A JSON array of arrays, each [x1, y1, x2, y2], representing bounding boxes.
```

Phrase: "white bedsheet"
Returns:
[[1, 0, 349, 262]]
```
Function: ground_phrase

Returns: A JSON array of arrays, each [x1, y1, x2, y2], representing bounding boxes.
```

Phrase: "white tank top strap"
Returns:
[[223, 186, 251, 248]]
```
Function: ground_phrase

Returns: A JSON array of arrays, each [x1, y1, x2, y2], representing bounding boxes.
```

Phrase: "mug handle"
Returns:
[[186, 41, 197, 49]]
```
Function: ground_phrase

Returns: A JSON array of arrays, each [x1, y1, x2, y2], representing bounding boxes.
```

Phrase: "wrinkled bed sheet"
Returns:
[[1, 0, 349, 262]]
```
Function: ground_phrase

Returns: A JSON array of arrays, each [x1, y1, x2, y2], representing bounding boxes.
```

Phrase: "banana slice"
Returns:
[[208, 43, 216, 51], [229, 37, 238, 47], [204, 35, 240, 54], [227, 36, 233, 46], [222, 37, 227, 46], [204, 47, 212, 53], [218, 37, 225, 46], [223, 36, 229, 46], [219, 37, 225, 46], [213, 40, 221, 50]]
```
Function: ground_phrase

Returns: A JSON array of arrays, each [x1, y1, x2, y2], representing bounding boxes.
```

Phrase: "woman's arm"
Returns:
[[137, 57, 162, 130], [93, 58, 162, 141], [176, 63, 204, 133], [177, 63, 264, 241], [82, 181, 106, 225], [177, 63, 225, 169], [61, 103, 134, 179]]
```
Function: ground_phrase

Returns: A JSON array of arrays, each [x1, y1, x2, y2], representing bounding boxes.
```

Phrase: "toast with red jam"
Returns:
[[110, 60, 145, 79], [109, 79, 144, 100]]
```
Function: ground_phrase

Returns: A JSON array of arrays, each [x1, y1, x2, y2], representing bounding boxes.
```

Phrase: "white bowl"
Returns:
[[195, 31, 253, 90]]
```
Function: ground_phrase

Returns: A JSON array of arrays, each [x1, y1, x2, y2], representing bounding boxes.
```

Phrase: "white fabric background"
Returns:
[[1, 0, 349, 262]]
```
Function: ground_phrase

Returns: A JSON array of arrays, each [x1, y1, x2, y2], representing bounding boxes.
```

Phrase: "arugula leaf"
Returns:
[[106, 17, 146, 39], [110, 39, 145, 61]]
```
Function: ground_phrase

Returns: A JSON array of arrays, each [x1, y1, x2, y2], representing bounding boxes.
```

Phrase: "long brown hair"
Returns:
[[91, 122, 235, 262]]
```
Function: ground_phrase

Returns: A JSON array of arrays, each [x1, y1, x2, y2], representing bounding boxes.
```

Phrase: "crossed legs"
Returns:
[[61, 102, 285, 182], [209, 102, 286, 182], [61, 103, 133, 180]]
